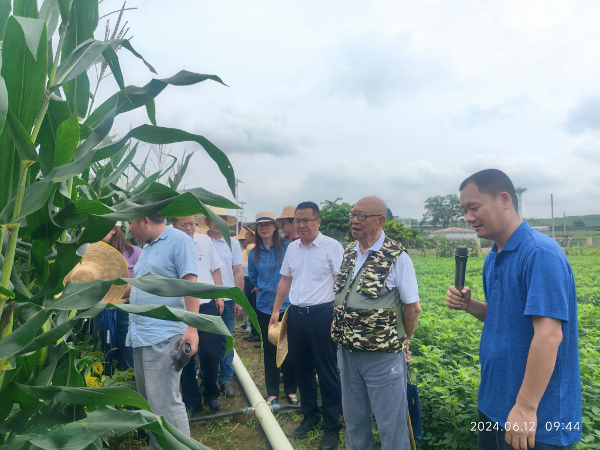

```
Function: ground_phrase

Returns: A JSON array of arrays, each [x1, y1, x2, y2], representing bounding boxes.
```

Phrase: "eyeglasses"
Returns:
[[256, 222, 275, 229], [348, 212, 383, 221], [293, 218, 318, 225], [177, 221, 197, 229]]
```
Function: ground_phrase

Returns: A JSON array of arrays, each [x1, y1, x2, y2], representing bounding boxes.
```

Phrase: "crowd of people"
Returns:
[[90, 169, 581, 450]]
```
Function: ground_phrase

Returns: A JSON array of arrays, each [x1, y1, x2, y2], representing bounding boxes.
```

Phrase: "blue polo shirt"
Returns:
[[479, 222, 581, 446], [126, 226, 199, 348]]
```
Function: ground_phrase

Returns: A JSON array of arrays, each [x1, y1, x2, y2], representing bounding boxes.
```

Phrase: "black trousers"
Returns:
[[180, 300, 221, 408], [256, 309, 297, 398], [287, 303, 342, 433], [244, 276, 259, 337]]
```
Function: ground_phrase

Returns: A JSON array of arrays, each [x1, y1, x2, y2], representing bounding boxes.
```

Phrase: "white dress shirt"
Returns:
[[352, 231, 420, 304], [194, 232, 224, 304], [280, 232, 344, 306], [208, 233, 243, 302]]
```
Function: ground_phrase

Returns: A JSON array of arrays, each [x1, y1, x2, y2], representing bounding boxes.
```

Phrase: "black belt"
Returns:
[[290, 301, 334, 314]]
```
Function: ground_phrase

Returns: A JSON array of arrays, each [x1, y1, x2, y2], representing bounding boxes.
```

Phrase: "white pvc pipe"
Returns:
[[231, 349, 294, 450]]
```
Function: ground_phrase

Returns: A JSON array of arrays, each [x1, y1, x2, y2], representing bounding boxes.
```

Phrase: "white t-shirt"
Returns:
[[352, 231, 420, 304], [194, 233, 224, 305], [280, 232, 344, 306], [208, 233, 243, 302]]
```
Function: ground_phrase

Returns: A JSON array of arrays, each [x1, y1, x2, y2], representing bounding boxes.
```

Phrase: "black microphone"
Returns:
[[454, 246, 469, 291]]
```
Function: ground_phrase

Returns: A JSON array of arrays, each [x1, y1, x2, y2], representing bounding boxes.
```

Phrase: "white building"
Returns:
[[430, 228, 477, 239]]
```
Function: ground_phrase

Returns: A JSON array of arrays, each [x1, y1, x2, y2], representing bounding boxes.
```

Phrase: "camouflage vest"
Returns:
[[331, 237, 407, 353]]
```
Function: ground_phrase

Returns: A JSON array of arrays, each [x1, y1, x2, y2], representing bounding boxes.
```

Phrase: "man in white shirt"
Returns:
[[172, 216, 225, 413], [269, 201, 344, 450], [331, 196, 421, 450], [203, 207, 244, 397]]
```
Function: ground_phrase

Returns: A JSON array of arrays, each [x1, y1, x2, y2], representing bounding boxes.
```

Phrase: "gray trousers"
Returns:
[[133, 335, 190, 450], [338, 346, 410, 450]]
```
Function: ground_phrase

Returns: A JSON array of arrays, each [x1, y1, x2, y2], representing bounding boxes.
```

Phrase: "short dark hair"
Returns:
[[147, 213, 165, 224], [459, 169, 518, 212], [295, 201, 320, 219]]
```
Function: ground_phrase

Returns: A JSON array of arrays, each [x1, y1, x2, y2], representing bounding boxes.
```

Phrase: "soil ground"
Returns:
[[188, 321, 348, 450]]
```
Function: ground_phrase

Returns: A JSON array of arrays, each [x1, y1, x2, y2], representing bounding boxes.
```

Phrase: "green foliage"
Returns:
[[0, 2, 255, 447], [432, 236, 480, 258], [573, 220, 585, 228], [382, 219, 415, 246], [422, 194, 462, 228], [410, 255, 599, 448], [319, 198, 353, 242]]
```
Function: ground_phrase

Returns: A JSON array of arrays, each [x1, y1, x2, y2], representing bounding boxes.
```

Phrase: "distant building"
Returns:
[[430, 228, 477, 239], [393, 217, 412, 227]]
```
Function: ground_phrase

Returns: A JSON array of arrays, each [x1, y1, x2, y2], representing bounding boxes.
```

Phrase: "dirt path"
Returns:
[[189, 325, 345, 449]]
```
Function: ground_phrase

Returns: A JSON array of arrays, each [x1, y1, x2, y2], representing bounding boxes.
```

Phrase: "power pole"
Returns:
[[235, 178, 244, 233], [551, 194, 555, 240]]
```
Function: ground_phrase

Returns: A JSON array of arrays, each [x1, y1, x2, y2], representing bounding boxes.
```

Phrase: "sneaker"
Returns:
[[319, 430, 339, 449], [205, 398, 223, 411], [219, 381, 235, 397], [293, 414, 321, 439]]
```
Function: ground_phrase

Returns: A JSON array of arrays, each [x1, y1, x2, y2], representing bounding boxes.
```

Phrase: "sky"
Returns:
[[95, 0, 600, 224]]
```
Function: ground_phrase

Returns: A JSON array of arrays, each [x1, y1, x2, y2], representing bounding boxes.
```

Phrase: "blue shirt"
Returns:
[[248, 242, 290, 315], [479, 222, 581, 446], [126, 226, 199, 348]]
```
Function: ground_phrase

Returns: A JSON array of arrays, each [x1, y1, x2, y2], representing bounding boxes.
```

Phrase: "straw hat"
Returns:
[[234, 227, 255, 240], [248, 211, 283, 231], [277, 205, 295, 221], [198, 206, 237, 226], [64, 242, 129, 303], [267, 307, 289, 367]]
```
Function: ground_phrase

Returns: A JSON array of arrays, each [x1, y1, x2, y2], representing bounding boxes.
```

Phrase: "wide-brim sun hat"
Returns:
[[267, 306, 289, 367], [197, 207, 237, 227], [234, 227, 255, 240], [63, 242, 129, 304], [277, 205, 295, 221], [248, 211, 283, 231]]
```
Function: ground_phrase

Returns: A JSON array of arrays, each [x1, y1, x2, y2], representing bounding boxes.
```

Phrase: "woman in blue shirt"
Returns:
[[248, 211, 297, 405]]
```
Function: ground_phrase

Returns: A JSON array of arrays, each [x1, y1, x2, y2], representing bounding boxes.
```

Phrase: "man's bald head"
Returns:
[[350, 196, 387, 247], [355, 196, 387, 216]]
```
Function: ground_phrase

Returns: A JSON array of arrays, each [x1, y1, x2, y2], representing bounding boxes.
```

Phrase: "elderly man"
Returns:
[[269, 201, 344, 450], [172, 216, 225, 413], [331, 196, 421, 450], [127, 213, 199, 449], [203, 207, 244, 397], [446, 169, 581, 450]]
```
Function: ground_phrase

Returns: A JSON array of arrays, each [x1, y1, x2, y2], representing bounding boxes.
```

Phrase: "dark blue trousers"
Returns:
[[181, 300, 222, 410], [287, 303, 342, 433]]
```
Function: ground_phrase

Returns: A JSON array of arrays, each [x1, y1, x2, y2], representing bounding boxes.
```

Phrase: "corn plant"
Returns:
[[0, 1, 257, 448]]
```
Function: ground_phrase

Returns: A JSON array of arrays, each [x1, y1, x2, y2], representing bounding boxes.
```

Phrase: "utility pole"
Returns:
[[551, 194, 555, 240], [563, 212, 566, 238], [235, 178, 244, 233], [238, 201, 246, 233]]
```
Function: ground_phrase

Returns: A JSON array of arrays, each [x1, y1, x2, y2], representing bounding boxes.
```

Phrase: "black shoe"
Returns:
[[205, 398, 223, 411], [219, 381, 235, 397], [243, 335, 252, 341], [293, 414, 321, 439], [247, 335, 260, 342], [187, 404, 203, 416], [254, 342, 262, 348], [319, 431, 339, 449]]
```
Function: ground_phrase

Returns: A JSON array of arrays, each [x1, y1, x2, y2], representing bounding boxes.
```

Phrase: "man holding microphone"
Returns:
[[446, 169, 581, 450]]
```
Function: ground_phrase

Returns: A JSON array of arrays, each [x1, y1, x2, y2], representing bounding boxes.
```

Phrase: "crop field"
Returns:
[[410, 252, 600, 449]]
